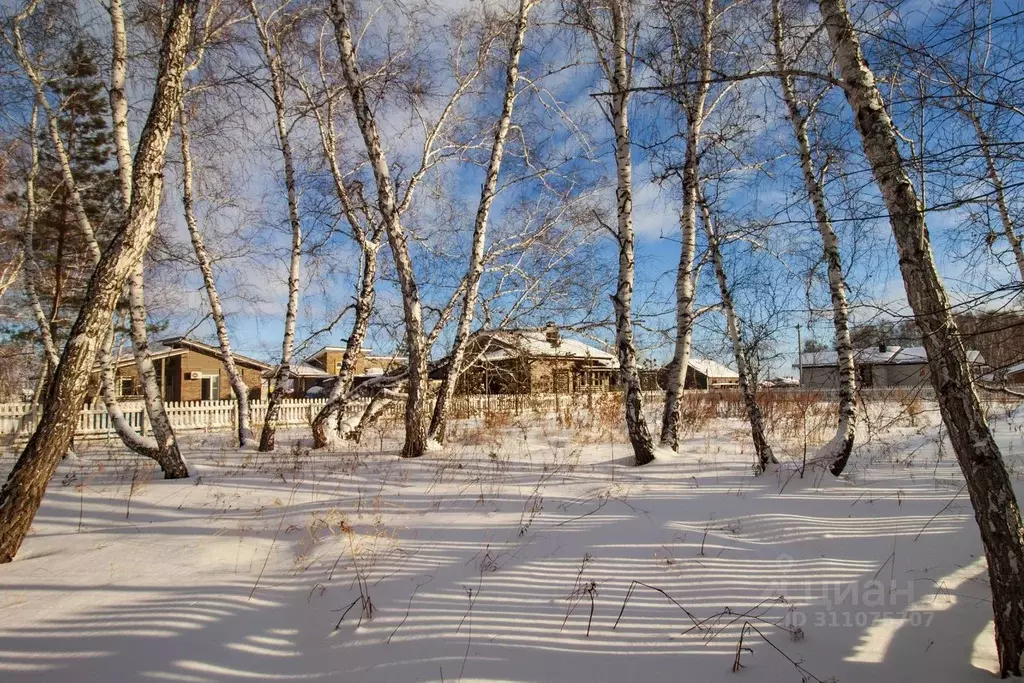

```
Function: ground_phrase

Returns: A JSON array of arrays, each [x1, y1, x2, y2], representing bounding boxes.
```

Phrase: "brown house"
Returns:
[[447, 325, 620, 395], [305, 345, 407, 378], [641, 358, 741, 391], [94, 337, 271, 402]]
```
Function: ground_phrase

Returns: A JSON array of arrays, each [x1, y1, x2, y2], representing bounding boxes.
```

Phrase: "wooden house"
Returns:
[[445, 324, 620, 395], [640, 358, 741, 391], [93, 336, 271, 402]]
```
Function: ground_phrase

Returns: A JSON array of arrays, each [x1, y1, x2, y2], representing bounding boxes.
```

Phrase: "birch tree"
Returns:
[[568, 0, 656, 465], [297, 41, 385, 450], [21, 104, 60, 375], [701, 197, 776, 473], [0, 0, 198, 563], [652, 0, 714, 451], [247, 0, 303, 453], [329, 0, 490, 459], [427, 0, 534, 445], [108, 0, 183, 467], [179, 105, 255, 447], [771, 0, 856, 475], [5, 2, 187, 474], [819, 0, 1024, 673]]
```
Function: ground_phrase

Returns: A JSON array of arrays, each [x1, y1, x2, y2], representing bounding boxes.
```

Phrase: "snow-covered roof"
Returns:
[[1004, 360, 1024, 376], [889, 346, 984, 365], [688, 357, 739, 379], [262, 363, 333, 379], [106, 342, 186, 368], [477, 330, 618, 366], [306, 345, 405, 364], [795, 345, 984, 369], [796, 346, 900, 368], [161, 337, 272, 371]]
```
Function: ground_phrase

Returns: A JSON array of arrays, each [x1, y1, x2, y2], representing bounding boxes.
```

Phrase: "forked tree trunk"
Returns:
[[97, 326, 170, 465], [701, 200, 776, 473], [771, 0, 856, 475], [179, 108, 254, 447], [428, 0, 533, 445], [300, 72, 383, 450], [0, 0, 197, 563], [349, 392, 392, 444], [602, 0, 656, 466], [110, 0, 183, 467], [331, 0, 429, 459], [248, 0, 302, 453], [12, 0, 186, 476], [820, 0, 1024, 674], [311, 244, 378, 448], [661, 0, 713, 451]]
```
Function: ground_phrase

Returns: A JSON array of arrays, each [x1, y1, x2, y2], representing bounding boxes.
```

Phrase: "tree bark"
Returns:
[[820, 0, 1024, 674], [109, 0, 183, 468], [310, 243, 379, 448], [331, 0, 428, 459], [772, 0, 856, 476], [298, 70, 383, 450], [21, 103, 60, 372], [0, 0, 198, 563], [701, 199, 776, 473], [248, 0, 303, 453], [179, 107, 254, 447], [428, 0, 533, 445], [11, 0, 187, 476], [660, 0, 713, 451], [601, 0, 656, 466]]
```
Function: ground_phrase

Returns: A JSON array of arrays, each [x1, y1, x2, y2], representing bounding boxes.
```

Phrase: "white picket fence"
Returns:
[[0, 398, 333, 440], [0, 392, 637, 441]]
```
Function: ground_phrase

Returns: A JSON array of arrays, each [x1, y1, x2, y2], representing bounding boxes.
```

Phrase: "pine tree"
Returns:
[[33, 41, 120, 352]]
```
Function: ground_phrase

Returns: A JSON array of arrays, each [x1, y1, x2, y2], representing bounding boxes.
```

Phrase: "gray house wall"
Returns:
[[800, 362, 931, 389], [800, 366, 840, 389]]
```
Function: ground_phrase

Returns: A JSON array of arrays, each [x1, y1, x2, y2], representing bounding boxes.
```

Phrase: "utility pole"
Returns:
[[796, 324, 803, 385]]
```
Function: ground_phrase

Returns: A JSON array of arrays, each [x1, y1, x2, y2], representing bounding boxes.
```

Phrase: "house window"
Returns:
[[119, 377, 133, 397], [552, 370, 571, 394], [201, 374, 220, 401]]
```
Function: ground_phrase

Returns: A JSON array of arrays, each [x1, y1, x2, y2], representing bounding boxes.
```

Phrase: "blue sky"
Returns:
[[24, 0, 1013, 379]]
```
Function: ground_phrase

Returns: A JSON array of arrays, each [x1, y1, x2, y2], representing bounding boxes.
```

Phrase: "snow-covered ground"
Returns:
[[0, 399, 1020, 682]]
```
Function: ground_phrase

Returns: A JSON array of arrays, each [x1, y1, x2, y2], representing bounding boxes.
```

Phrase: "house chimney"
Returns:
[[878, 341, 887, 353], [545, 322, 560, 348]]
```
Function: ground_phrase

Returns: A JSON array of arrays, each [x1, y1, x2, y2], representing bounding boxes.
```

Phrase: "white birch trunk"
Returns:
[[299, 72, 383, 450], [772, 0, 856, 475], [179, 108, 254, 447], [701, 201, 776, 473], [12, 4, 185, 474], [0, 0, 197, 563], [331, 0, 429, 459], [605, 0, 656, 466], [428, 0, 533, 445], [248, 0, 303, 453], [820, 0, 1024, 673], [660, 0, 713, 451], [21, 104, 60, 371], [109, 0, 183, 463]]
